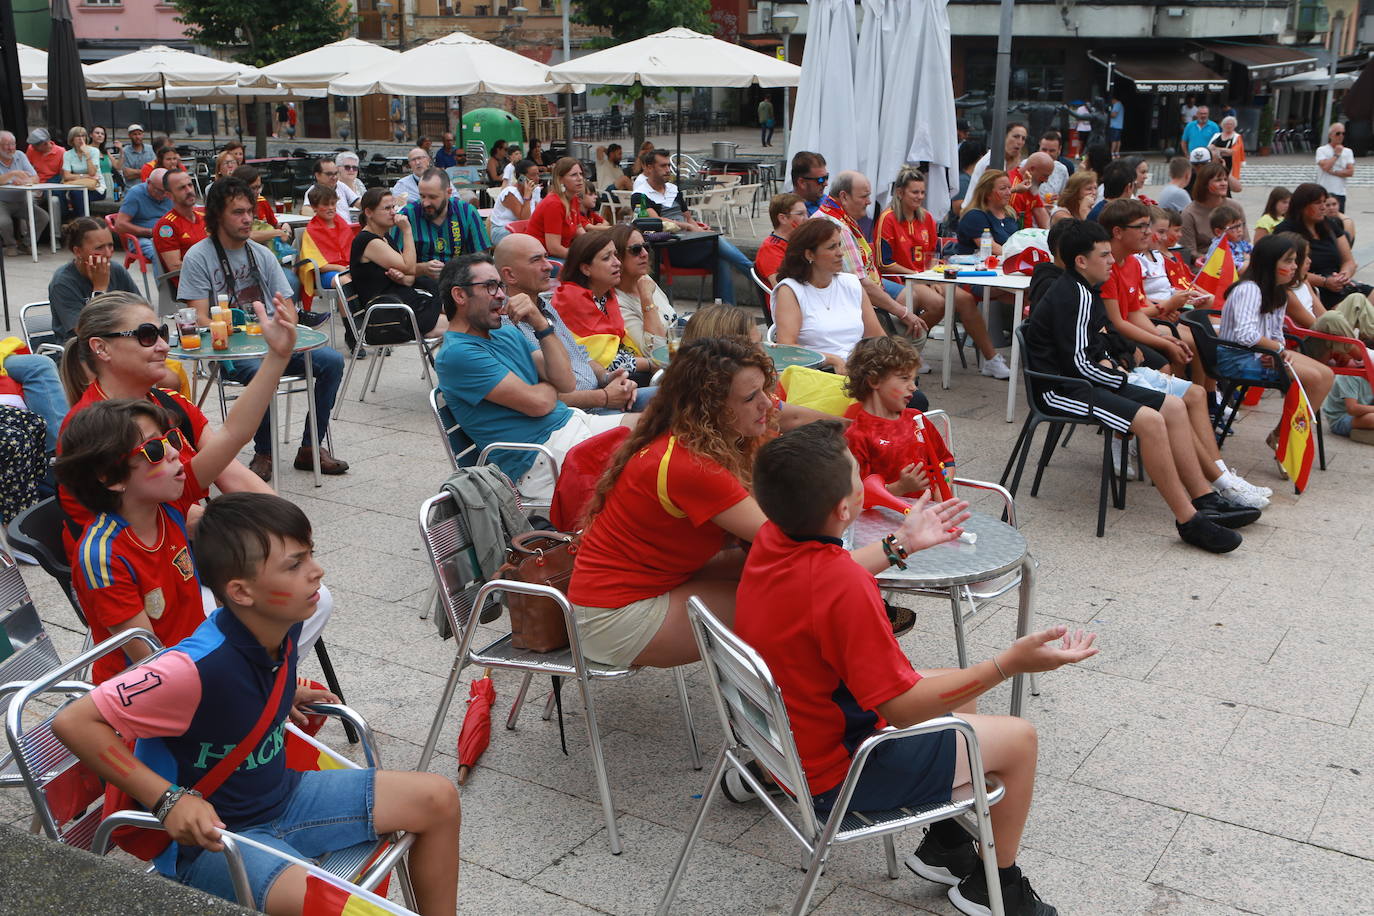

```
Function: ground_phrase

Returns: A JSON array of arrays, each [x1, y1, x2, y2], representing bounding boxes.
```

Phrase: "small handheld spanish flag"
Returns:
[[1193, 242, 1237, 308], [1276, 368, 1316, 494]]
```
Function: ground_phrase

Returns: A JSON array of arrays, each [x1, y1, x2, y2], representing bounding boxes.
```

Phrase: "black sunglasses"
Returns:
[[103, 323, 169, 347], [626, 243, 647, 256]]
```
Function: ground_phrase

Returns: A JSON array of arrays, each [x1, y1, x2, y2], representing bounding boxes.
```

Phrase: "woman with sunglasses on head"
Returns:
[[48, 217, 142, 344], [877, 167, 1010, 379], [609, 224, 677, 357], [55, 296, 298, 683]]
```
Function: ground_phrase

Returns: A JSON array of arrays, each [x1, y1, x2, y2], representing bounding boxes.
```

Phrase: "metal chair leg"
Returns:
[[575, 669, 622, 854], [506, 671, 534, 730], [655, 749, 729, 916], [332, 348, 362, 420], [951, 590, 969, 668], [313, 639, 359, 744], [1097, 430, 1113, 537], [673, 667, 702, 770], [541, 687, 556, 721], [1029, 422, 1063, 497], [883, 834, 900, 879]]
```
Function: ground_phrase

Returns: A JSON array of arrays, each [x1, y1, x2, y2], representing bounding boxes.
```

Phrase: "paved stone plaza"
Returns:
[[2, 147, 1372, 914]]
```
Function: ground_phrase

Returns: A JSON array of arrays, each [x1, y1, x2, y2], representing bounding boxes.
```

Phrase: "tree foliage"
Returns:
[[169, 0, 354, 68], [571, 0, 710, 46]]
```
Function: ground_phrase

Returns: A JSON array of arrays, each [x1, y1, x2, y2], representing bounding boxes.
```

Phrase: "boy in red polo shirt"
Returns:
[[755, 192, 808, 287], [735, 421, 1097, 916]]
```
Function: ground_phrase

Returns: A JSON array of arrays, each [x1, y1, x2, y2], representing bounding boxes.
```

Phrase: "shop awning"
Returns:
[[1199, 43, 1317, 78], [1088, 51, 1227, 93]]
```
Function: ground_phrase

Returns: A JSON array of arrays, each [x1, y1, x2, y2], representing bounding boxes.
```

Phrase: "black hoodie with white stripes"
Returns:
[[1023, 269, 1135, 389]]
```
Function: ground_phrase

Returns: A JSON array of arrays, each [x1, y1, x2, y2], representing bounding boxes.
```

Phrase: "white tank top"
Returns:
[[776, 273, 866, 360]]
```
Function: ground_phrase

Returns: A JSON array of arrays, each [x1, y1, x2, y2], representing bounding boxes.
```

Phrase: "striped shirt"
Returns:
[[391, 197, 490, 262], [1218, 281, 1284, 348]]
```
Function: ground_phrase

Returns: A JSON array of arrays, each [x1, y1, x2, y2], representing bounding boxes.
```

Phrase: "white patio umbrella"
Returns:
[[545, 27, 800, 169], [788, 0, 860, 176], [854, 0, 959, 218], [17, 42, 52, 89], [330, 31, 580, 97], [84, 45, 259, 134], [239, 37, 399, 90]]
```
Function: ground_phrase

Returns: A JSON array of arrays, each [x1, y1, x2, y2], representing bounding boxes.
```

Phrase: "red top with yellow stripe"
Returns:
[[567, 433, 748, 608]]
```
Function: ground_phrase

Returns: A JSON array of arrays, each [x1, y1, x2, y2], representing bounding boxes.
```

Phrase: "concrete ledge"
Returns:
[[0, 824, 251, 915]]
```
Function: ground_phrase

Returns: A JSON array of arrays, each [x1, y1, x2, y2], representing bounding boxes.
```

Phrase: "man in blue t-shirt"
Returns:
[[434, 253, 632, 502], [114, 166, 173, 267], [1182, 105, 1220, 153], [1108, 95, 1125, 157]]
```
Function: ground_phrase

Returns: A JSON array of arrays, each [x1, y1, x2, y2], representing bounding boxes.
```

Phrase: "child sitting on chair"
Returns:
[[735, 420, 1097, 916], [53, 492, 461, 914], [55, 299, 298, 685], [842, 336, 953, 500]]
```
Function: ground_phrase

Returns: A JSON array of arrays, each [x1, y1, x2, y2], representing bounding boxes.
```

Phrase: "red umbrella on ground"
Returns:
[[456, 668, 495, 785]]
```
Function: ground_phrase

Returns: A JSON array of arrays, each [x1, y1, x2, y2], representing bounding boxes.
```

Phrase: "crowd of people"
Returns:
[[0, 112, 1370, 916]]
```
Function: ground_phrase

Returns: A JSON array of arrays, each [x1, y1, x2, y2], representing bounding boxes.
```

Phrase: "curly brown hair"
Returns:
[[583, 337, 778, 523], [843, 335, 922, 401]]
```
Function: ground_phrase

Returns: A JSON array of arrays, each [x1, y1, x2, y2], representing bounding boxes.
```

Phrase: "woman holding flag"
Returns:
[[1218, 235, 1333, 467]]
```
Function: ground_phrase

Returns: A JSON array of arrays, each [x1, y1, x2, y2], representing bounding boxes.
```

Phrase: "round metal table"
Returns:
[[650, 342, 826, 371], [845, 507, 1037, 716], [169, 325, 331, 490]]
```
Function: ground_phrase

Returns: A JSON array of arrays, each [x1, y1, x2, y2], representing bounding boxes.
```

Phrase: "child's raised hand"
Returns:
[[894, 495, 970, 554], [257, 294, 299, 358]]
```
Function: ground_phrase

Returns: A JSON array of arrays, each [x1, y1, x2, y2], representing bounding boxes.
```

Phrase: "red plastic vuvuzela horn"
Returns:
[[862, 474, 911, 514]]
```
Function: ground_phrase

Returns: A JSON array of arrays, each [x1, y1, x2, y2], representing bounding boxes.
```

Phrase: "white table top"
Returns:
[[891, 269, 1031, 290], [13, 183, 73, 192]]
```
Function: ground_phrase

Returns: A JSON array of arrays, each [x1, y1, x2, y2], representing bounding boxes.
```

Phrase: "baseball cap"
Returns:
[[1188, 147, 1210, 164], [26, 128, 49, 144], [128, 123, 144, 133]]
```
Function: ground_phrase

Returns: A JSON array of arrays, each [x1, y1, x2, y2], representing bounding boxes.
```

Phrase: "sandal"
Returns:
[[1265, 430, 1289, 480], [886, 601, 916, 636]]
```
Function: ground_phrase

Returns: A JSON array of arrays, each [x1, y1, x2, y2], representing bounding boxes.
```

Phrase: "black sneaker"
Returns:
[[1191, 491, 1261, 529], [904, 829, 979, 886], [949, 865, 1058, 916], [1176, 512, 1242, 554], [720, 759, 786, 804], [886, 601, 916, 636]]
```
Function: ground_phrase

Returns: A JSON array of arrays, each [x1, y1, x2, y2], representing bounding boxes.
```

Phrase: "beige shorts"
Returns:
[[573, 592, 672, 667]]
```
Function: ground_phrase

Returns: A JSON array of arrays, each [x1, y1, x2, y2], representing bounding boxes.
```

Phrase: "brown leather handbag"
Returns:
[[495, 531, 577, 652]]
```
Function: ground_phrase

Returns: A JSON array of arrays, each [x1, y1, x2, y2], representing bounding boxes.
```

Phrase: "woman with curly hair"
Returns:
[[567, 335, 958, 667]]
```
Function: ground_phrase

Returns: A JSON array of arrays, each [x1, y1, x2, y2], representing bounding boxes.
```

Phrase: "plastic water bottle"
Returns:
[[979, 229, 993, 267]]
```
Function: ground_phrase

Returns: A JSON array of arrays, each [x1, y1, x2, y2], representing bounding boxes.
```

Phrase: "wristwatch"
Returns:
[[534, 325, 556, 340]]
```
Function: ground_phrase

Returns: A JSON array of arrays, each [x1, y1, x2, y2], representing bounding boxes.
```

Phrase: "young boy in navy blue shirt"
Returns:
[[735, 420, 1097, 916], [54, 492, 461, 914]]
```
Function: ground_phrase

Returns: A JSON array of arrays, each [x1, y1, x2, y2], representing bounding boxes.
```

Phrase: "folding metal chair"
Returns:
[[658, 597, 1006, 916], [0, 551, 63, 761], [749, 267, 774, 325], [19, 301, 65, 358], [416, 491, 702, 855], [428, 387, 478, 469], [331, 274, 441, 420]]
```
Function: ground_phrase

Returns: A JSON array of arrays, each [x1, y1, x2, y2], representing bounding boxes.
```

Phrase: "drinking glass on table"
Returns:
[[665, 325, 683, 360]]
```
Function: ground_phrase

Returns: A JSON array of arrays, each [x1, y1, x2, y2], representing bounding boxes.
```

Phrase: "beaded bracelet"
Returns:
[[881, 536, 908, 570]]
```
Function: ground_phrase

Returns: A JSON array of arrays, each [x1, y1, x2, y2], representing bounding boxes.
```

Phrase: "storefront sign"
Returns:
[[1134, 81, 1226, 93]]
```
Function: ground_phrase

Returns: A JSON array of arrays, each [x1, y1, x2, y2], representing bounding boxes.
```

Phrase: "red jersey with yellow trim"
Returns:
[[73, 470, 205, 684], [255, 197, 279, 228], [875, 207, 939, 273], [568, 433, 748, 608], [843, 404, 954, 497], [152, 207, 207, 271], [1007, 168, 1039, 224]]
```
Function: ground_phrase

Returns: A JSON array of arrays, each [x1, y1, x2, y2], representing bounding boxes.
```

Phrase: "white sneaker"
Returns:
[[1228, 469, 1272, 499], [917, 362, 934, 375], [980, 353, 1011, 380], [1215, 483, 1269, 510], [1111, 437, 1136, 477]]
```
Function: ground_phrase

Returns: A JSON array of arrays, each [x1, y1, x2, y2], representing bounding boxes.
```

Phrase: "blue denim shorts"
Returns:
[[178, 767, 377, 909], [1217, 346, 1285, 385], [811, 729, 956, 819], [1331, 412, 1354, 436]]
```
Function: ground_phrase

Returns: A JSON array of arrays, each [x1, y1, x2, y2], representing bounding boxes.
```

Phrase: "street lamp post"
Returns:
[[774, 8, 798, 159]]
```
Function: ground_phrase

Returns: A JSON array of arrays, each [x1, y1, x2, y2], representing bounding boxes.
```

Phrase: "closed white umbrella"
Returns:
[[788, 0, 860, 175], [1273, 68, 1357, 138], [239, 37, 400, 90], [17, 43, 51, 88], [329, 31, 580, 97], [899, 0, 959, 220], [544, 26, 801, 88]]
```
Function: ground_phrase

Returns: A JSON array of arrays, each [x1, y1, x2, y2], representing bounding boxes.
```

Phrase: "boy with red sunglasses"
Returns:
[[55, 300, 297, 683]]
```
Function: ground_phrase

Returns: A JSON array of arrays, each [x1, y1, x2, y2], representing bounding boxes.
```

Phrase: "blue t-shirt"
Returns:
[[1183, 120, 1220, 152], [955, 208, 1020, 255], [435, 326, 573, 480], [118, 182, 173, 229], [89, 608, 304, 875], [1087, 199, 1107, 222], [1109, 101, 1124, 130]]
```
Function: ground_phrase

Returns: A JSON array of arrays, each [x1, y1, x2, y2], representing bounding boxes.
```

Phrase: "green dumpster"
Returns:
[[460, 108, 524, 160]]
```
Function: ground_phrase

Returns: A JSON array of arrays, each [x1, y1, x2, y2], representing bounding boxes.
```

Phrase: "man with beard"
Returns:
[[391, 168, 490, 283]]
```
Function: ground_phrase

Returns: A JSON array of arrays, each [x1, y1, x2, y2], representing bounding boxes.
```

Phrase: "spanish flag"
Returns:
[[285, 724, 350, 773], [301, 873, 405, 916], [1193, 241, 1237, 307], [1276, 370, 1316, 493]]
